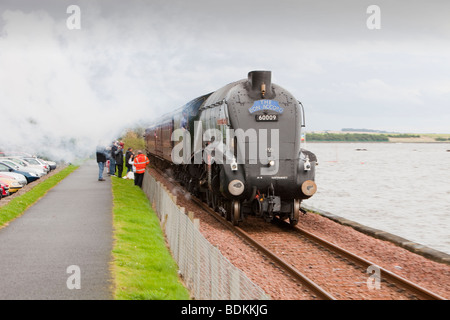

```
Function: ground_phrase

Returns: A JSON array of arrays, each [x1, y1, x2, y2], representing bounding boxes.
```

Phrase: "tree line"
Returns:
[[306, 133, 389, 142], [305, 132, 426, 142]]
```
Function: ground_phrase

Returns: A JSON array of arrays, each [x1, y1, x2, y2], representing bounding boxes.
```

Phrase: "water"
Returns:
[[302, 142, 450, 255]]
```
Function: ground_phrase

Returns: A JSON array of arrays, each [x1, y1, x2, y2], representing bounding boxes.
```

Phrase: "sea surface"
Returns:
[[301, 142, 450, 255]]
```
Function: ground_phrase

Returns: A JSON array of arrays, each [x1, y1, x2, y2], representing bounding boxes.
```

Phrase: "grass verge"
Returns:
[[0, 165, 79, 228], [111, 176, 191, 300]]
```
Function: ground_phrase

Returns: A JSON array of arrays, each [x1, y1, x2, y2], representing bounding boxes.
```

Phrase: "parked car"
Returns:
[[45, 160, 57, 170], [3, 157, 48, 174], [0, 172, 27, 187], [21, 157, 50, 174], [0, 159, 46, 177], [0, 162, 40, 183], [0, 183, 9, 198], [23, 157, 52, 171], [0, 176, 22, 193], [0, 151, 32, 157]]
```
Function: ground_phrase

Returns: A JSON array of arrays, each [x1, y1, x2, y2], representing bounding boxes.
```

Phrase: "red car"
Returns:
[[0, 182, 9, 199]]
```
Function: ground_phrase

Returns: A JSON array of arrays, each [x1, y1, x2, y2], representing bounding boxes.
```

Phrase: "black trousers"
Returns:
[[116, 164, 123, 178], [134, 173, 144, 187]]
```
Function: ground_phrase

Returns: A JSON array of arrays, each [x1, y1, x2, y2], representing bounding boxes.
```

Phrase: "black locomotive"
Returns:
[[145, 71, 317, 226]]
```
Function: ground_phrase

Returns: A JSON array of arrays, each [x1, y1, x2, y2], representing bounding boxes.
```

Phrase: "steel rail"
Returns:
[[150, 168, 445, 300], [274, 218, 446, 300], [189, 196, 336, 300], [151, 168, 333, 299]]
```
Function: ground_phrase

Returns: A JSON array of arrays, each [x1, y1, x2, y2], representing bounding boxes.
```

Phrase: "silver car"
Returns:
[[0, 159, 46, 177], [0, 169, 27, 186], [21, 157, 51, 173], [3, 157, 49, 175]]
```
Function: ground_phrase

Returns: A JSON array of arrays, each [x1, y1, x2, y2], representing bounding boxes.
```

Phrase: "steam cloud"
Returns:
[[0, 3, 202, 162], [1, 0, 450, 163]]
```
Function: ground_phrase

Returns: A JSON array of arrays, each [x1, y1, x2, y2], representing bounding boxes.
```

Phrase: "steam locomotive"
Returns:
[[145, 71, 317, 226]]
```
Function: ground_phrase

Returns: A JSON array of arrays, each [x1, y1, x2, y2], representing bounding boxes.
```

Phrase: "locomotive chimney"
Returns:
[[247, 70, 274, 99]]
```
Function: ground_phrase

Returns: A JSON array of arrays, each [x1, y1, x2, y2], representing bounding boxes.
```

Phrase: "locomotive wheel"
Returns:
[[289, 199, 300, 226], [187, 178, 196, 196], [252, 199, 262, 217], [206, 189, 213, 208], [205, 191, 218, 212], [211, 192, 219, 212], [200, 190, 207, 204], [225, 202, 232, 221], [231, 200, 241, 226]]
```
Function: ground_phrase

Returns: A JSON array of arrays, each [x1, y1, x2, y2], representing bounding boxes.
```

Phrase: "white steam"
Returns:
[[0, 6, 184, 162], [1, 0, 450, 160]]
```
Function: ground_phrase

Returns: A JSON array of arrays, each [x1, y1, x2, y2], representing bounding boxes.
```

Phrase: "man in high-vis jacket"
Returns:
[[133, 150, 149, 187]]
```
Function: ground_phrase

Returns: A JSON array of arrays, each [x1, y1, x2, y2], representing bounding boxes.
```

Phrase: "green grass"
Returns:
[[0, 165, 79, 227], [111, 176, 191, 300]]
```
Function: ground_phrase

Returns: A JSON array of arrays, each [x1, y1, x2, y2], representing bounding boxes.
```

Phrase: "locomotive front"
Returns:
[[205, 71, 317, 225]]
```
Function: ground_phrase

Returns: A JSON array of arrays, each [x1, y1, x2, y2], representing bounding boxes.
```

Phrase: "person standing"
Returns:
[[109, 141, 117, 176], [115, 142, 124, 178], [133, 150, 149, 187], [96, 145, 107, 181], [125, 147, 134, 174]]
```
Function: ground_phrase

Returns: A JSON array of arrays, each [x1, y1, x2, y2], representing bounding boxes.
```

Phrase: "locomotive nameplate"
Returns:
[[248, 99, 284, 114], [255, 114, 278, 122]]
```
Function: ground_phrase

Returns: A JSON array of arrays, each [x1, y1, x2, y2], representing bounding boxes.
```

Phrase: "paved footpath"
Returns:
[[0, 160, 113, 300]]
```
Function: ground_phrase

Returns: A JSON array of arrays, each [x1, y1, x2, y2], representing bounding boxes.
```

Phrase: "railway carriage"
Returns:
[[146, 71, 317, 225]]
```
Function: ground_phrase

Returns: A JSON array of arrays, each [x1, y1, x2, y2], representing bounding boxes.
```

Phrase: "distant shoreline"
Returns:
[[306, 140, 450, 143], [305, 132, 450, 143]]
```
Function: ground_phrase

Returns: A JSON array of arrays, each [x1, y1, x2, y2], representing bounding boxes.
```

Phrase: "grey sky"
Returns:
[[0, 0, 449, 160]]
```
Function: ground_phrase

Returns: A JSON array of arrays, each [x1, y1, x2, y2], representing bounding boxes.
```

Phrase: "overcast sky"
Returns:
[[0, 0, 449, 160]]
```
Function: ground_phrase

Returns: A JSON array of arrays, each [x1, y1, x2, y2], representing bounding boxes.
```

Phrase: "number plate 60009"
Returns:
[[255, 114, 278, 122]]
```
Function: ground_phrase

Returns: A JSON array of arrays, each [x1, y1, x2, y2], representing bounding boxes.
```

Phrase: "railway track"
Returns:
[[194, 197, 445, 300], [151, 167, 446, 300], [189, 195, 336, 300], [275, 219, 446, 300]]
